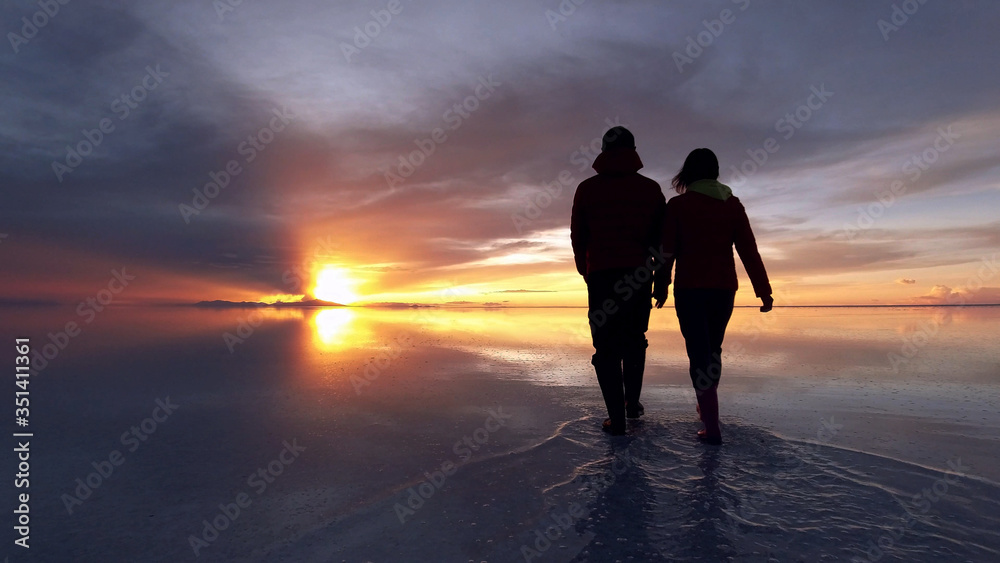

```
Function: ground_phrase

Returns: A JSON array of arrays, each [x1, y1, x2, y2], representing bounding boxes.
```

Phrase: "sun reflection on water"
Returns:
[[311, 308, 356, 350]]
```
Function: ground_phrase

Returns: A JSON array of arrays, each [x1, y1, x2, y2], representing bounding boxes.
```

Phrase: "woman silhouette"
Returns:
[[653, 148, 773, 445]]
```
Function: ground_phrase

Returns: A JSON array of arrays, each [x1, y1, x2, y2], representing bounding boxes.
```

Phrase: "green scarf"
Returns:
[[687, 179, 733, 201]]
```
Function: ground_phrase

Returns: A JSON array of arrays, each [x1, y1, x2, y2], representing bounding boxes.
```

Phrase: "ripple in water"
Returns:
[[535, 417, 1000, 562]]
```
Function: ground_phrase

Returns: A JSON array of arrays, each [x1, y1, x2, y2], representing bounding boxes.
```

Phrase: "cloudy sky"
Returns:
[[2, 0, 999, 306]]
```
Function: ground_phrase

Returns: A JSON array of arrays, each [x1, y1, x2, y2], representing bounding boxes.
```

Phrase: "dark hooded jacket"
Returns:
[[570, 148, 666, 276]]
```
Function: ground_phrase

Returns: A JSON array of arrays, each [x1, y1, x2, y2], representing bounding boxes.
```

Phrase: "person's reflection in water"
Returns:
[[677, 446, 732, 560], [575, 444, 660, 560]]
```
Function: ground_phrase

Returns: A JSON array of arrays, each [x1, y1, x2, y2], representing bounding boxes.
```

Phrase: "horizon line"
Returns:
[[2, 301, 999, 309]]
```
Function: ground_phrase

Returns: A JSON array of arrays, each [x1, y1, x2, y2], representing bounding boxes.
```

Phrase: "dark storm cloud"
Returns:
[[1, 1, 302, 292]]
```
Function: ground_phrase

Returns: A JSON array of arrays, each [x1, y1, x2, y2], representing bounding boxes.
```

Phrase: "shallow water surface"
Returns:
[[3, 305, 998, 561]]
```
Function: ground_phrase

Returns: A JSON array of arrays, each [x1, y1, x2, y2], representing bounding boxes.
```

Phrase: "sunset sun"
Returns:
[[312, 266, 360, 305]]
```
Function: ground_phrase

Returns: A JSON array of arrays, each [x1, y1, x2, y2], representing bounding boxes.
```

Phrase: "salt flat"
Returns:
[[5, 305, 999, 561]]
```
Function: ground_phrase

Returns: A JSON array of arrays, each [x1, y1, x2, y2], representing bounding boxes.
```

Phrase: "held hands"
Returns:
[[760, 294, 774, 313], [653, 284, 668, 309]]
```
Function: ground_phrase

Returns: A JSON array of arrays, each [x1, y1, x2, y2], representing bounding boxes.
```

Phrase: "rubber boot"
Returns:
[[593, 354, 626, 434], [623, 341, 646, 418], [696, 385, 722, 445]]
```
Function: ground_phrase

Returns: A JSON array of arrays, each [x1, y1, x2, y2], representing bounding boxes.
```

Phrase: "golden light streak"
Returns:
[[311, 308, 356, 349]]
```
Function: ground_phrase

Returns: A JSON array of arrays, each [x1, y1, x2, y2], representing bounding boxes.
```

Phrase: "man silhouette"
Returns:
[[571, 127, 667, 435]]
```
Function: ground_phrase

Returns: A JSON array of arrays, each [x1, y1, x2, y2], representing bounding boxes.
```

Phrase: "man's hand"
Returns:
[[760, 295, 774, 313], [653, 284, 668, 309]]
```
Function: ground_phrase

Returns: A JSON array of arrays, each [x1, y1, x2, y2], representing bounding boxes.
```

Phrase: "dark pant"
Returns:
[[673, 288, 736, 391], [587, 267, 653, 424]]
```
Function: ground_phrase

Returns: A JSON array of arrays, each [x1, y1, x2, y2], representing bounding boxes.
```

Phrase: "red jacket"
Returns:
[[659, 191, 772, 297], [571, 149, 666, 276]]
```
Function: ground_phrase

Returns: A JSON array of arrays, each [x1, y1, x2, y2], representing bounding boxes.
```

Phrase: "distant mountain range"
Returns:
[[192, 300, 507, 308], [194, 299, 346, 308]]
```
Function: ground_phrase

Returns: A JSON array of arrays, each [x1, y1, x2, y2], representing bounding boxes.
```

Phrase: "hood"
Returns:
[[687, 179, 733, 201], [592, 148, 643, 175]]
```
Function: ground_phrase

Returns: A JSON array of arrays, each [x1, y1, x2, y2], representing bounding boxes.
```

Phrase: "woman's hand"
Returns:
[[760, 295, 774, 313], [653, 284, 668, 309]]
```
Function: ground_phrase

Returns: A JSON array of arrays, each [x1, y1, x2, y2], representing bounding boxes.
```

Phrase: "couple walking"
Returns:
[[570, 127, 773, 443]]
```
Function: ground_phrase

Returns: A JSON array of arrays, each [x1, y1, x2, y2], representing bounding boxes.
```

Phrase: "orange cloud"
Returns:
[[913, 285, 1000, 305]]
